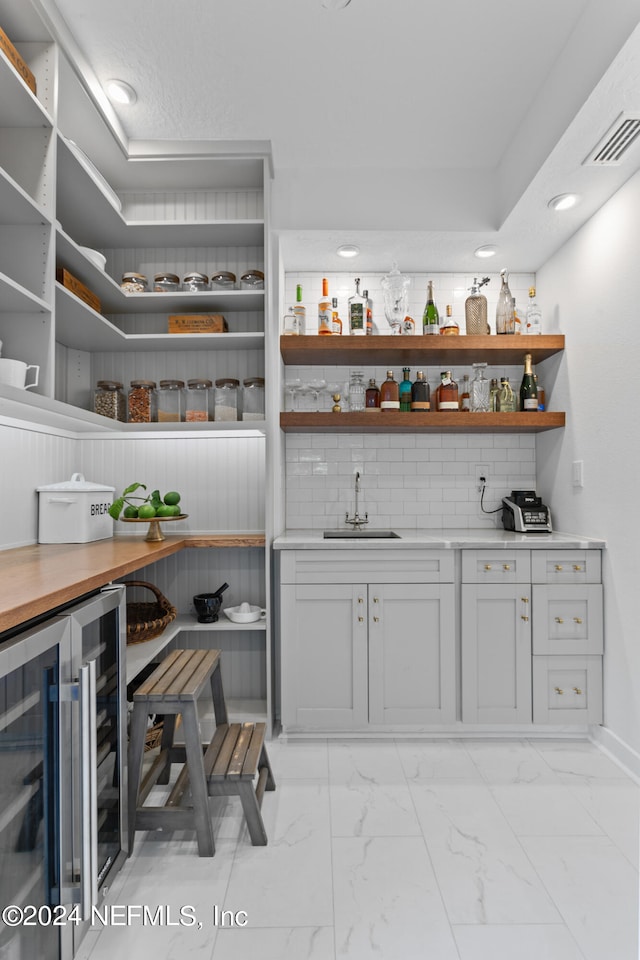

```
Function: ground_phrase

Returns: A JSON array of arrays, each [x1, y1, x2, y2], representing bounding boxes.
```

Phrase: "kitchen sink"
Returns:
[[323, 530, 401, 539]]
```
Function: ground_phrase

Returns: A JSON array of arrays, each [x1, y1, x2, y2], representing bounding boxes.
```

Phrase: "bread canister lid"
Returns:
[[37, 472, 115, 493]]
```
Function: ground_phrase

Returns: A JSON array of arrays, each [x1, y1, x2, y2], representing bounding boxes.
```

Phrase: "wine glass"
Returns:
[[307, 378, 327, 411], [284, 378, 302, 412], [381, 262, 411, 335]]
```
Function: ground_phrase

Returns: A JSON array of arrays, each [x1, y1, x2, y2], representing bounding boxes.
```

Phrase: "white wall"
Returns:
[[536, 168, 640, 768]]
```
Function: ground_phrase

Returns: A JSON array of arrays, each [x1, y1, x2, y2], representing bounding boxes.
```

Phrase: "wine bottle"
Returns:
[[348, 278, 366, 336], [399, 367, 412, 411], [410, 371, 430, 411], [496, 269, 514, 334], [519, 353, 538, 411], [380, 370, 400, 411], [294, 284, 306, 334], [526, 287, 542, 334], [318, 278, 332, 335], [422, 280, 439, 335]]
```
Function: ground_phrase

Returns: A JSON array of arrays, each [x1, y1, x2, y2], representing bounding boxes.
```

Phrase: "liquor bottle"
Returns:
[[402, 315, 415, 335], [498, 376, 516, 412], [363, 288, 373, 335], [437, 371, 458, 410], [489, 377, 499, 412], [399, 367, 412, 411], [496, 269, 514, 334], [294, 284, 306, 334], [422, 280, 440, 335], [380, 370, 400, 411], [465, 276, 490, 334], [459, 373, 470, 411], [410, 371, 430, 411], [440, 304, 460, 335], [526, 286, 542, 334], [365, 377, 380, 411], [519, 353, 538, 411], [331, 297, 343, 335], [534, 372, 546, 410], [318, 277, 332, 335], [512, 297, 524, 334], [348, 278, 366, 336], [283, 306, 299, 336]]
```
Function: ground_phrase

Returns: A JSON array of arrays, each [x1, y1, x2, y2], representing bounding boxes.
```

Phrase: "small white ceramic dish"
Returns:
[[223, 603, 265, 623], [79, 246, 107, 270]]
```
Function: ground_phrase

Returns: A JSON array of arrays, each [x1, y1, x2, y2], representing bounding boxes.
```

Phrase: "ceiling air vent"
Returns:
[[583, 112, 640, 166]]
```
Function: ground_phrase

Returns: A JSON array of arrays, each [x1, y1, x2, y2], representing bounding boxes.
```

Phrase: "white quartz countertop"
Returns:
[[272, 528, 606, 550]]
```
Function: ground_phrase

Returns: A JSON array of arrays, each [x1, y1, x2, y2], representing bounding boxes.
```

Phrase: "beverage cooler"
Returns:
[[0, 585, 127, 960]]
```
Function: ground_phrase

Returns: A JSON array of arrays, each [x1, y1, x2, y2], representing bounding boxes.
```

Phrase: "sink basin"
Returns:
[[323, 530, 401, 539]]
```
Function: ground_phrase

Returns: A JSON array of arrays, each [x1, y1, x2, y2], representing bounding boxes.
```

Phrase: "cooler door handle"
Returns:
[[79, 660, 98, 920]]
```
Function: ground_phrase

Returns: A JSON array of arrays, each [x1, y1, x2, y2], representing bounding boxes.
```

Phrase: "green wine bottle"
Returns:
[[519, 353, 538, 412], [422, 280, 439, 335]]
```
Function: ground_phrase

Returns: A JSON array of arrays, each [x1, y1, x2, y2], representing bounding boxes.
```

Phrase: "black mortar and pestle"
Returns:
[[193, 582, 229, 623]]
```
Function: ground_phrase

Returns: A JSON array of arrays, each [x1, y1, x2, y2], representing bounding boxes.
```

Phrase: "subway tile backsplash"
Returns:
[[283, 270, 537, 531]]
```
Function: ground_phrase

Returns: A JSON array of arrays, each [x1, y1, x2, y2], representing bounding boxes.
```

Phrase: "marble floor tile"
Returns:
[[332, 836, 459, 960], [410, 781, 561, 924], [521, 834, 639, 960], [396, 738, 482, 781], [266, 737, 329, 780], [464, 738, 560, 784], [489, 782, 604, 836], [568, 778, 640, 868], [212, 926, 335, 960], [224, 781, 334, 928], [328, 740, 421, 837], [531, 739, 630, 783], [452, 923, 586, 960]]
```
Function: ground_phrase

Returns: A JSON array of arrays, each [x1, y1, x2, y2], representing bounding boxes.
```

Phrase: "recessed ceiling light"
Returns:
[[321, 0, 352, 8], [548, 193, 579, 211], [474, 244, 498, 259], [337, 244, 360, 258], [105, 79, 137, 105]]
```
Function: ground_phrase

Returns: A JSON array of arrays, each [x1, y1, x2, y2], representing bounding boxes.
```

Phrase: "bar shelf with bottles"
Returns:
[[280, 411, 564, 433]]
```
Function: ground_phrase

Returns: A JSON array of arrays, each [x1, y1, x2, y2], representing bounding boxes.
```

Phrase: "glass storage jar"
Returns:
[[242, 377, 265, 420], [182, 272, 209, 292], [210, 271, 236, 290], [128, 380, 157, 423], [157, 379, 185, 422], [240, 270, 264, 290], [93, 380, 126, 421], [120, 272, 148, 293], [184, 379, 212, 422], [153, 272, 180, 293], [214, 378, 240, 421]]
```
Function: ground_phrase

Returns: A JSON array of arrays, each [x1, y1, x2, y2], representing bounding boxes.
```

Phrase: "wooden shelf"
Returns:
[[280, 412, 565, 433], [280, 334, 565, 366]]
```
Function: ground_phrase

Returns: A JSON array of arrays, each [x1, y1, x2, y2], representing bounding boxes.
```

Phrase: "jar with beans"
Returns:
[[157, 379, 185, 422], [128, 380, 157, 423], [93, 380, 126, 421], [120, 272, 148, 293], [185, 379, 212, 421], [214, 378, 240, 421]]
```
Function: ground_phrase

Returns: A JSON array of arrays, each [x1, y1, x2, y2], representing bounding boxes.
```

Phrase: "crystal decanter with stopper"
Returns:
[[381, 262, 411, 335]]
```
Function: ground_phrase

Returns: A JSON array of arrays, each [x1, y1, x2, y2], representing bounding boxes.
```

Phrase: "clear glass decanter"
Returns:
[[470, 362, 490, 412], [381, 262, 411, 335]]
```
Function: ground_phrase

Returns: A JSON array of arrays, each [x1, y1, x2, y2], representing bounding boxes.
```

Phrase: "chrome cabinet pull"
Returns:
[[79, 660, 98, 921]]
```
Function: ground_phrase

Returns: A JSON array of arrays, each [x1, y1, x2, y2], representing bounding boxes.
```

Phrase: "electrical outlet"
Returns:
[[475, 464, 489, 492]]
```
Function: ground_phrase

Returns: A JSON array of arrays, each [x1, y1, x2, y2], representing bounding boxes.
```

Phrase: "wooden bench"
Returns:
[[128, 648, 275, 857]]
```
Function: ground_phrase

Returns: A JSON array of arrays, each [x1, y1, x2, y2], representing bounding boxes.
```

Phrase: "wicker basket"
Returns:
[[125, 580, 177, 645]]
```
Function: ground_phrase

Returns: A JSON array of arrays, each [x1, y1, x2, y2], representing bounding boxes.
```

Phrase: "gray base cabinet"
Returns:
[[279, 550, 456, 732]]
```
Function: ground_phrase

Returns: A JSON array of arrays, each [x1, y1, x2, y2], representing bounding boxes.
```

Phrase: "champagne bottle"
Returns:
[[318, 277, 332, 335], [519, 353, 538, 411], [422, 280, 439, 335], [348, 278, 366, 336], [294, 284, 306, 334], [380, 370, 400, 411], [496, 269, 514, 334], [399, 367, 412, 411]]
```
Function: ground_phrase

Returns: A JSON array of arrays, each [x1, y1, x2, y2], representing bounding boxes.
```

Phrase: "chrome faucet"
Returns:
[[345, 471, 369, 529]]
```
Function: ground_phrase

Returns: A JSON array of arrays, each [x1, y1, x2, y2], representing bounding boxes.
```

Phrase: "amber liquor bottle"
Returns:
[[437, 371, 458, 411], [380, 370, 400, 411], [410, 371, 430, 411], [318, 277, 332, 335]]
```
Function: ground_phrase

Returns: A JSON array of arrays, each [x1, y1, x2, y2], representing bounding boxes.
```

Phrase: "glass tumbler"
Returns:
[[348, 370, 366, 412], [470, 362, 490, 412]]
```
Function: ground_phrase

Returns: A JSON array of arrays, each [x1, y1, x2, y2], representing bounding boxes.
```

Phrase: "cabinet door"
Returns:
[[462, 584, 532, 723], [532, 584, 603, 655], [280, 583, 368, 731], [368, 583, 456, 725]]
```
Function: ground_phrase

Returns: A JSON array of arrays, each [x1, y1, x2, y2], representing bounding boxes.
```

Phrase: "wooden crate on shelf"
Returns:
[[0, 27, 37, 95], [168, 314, 228, 334], [56, 268, 101, 313]]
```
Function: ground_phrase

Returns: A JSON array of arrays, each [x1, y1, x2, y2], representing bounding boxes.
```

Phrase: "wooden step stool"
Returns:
[[128, 648, 275, 857]]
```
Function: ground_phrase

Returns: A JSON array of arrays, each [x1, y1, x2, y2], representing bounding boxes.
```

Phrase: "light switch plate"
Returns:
[[572, 460, 584, 487]]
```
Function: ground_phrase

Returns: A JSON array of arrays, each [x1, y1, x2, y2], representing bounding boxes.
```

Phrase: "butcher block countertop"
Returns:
[[0, 533, 265, 635]]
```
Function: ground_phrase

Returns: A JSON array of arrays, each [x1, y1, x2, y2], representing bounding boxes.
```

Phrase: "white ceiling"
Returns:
[[35, 0, 640, 272]]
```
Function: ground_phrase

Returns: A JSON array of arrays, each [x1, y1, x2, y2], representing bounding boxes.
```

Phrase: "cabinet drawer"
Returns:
[[532, 584, 603, 655], [531, 550, 601, 584], [532, 655, 602, 724], [280, 549, 454, 584], [462, 550, 531, 583]]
